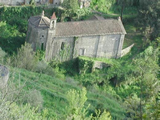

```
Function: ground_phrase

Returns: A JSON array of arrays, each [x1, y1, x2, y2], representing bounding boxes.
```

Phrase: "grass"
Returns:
[[10, 67, 79, 117], [9, 66, 125, 118]]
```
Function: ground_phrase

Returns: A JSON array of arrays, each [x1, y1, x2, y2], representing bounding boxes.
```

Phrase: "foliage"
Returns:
[[34, 60, 55, 77], [115, 0, 140, 6], [9, 42, 38, 70], [93, 109, 112, 120], [62, 0, 79, 12], [132, 46, 159, 98], [62, 0, 91, 21], [65, 88, 113, 120], [0, 47, 6, 64], [56, 43, 72, 62], [0, 74, 48, 120], [65, 88, 91, 119], [30, 0, 36, 5], [144, 95, 160, 119], [0, 6, 41, 32], [0, 21, 25, 54], [78, 57, 94, 74], [136, 0, 160, 40], [52, 59, 79, 76], [124, 93, 142, 119], [90, 0, 116, 13], [22, 89, 43, 111], [0, 6, 63, 54], [0, 102, 45, 120]]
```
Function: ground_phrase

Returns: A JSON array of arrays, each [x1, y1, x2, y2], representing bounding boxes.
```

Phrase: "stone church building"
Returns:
[[26, 11, 126, 61]]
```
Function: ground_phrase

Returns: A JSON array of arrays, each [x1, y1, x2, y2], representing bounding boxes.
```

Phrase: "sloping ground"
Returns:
[[9, 67, 125, 119], [123, 23, 143, 49]]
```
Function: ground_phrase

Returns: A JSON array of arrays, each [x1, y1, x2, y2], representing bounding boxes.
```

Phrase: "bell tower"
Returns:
[[50, 12, 57, 29]]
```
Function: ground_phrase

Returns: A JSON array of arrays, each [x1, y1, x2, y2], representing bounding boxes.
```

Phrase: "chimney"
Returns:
[[50, 12, 57, 29]]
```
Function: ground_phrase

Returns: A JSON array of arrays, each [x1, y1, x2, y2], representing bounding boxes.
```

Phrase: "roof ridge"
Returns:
[[38, 17, 43, 27], [57, 19, 116, 24], [41, 17, 50, 27]]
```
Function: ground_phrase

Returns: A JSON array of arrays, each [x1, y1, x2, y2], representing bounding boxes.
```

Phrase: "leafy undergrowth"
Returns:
[[9, 67, 125, 119]]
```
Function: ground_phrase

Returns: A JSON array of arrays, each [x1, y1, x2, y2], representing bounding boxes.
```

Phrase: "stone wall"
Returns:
[[45, 34, 124, 61], [93, 61, 109, 70], [0, 65, 9, 89], [74, 36, 99, 58], [45, 35, 74, 61], [37, 28, 48, 50], [121, 44, 134, 57], [96, 34, 121, 58], [74, 34, 122, 58], [27, 23, 48, 51]]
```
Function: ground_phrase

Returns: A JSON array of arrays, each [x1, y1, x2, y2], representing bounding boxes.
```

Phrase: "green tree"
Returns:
[[62, 0, 79, 12], [93, 109, 112, 120], [65, 88, 90, 119], [0, 75, 48, 120], [65, 88, 112, 120], [0, 21, 24, 54], [137, 0, 160, 41], [125, 46, 159, 119], [62, 0, 80, 21]]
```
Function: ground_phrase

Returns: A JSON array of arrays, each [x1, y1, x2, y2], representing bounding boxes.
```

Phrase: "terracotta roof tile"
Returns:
[[51, 12, 56, 19]]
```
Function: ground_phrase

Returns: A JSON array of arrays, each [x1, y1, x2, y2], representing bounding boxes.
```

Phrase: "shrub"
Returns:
[[34, 60, 55, 77], [9, 42, 38, 70], [23, 89, 43, 111]]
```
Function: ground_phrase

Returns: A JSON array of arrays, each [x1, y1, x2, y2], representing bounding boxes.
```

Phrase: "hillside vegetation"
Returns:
[[0, 0, 160, 119]]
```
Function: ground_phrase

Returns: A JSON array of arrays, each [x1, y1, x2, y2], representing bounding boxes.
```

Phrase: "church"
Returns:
[[26, 11, 126, 61]]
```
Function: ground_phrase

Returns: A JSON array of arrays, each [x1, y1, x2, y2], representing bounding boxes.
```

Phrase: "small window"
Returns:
[[61, 42, 65, 50], [41, 43, 44, 50], [79, 48, 86, 56]]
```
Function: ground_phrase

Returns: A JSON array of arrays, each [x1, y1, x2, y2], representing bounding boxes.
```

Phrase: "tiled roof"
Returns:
[[29, 16, 50, 28], [28, 15, 126, 36], [55, 19, 126, 37], [51, 12, 56, 19], [87, 15, 105, 21]]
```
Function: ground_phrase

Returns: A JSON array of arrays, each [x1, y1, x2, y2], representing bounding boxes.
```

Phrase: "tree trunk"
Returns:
[[120, 1, 125, 21]]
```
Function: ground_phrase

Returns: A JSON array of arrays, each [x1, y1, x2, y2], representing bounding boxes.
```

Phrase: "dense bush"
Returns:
[[9, 42, 37, 70], [0, 21, 25, 54], [78, 57, 94, 74]]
